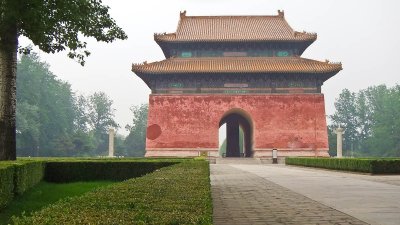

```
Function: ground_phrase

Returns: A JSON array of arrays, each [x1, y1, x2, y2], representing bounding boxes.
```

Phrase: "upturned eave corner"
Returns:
[[131, 62, 146, 74], [324, 59, 343, 71]]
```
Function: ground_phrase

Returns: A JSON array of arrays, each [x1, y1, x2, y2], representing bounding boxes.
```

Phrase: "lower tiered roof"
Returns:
[[132, 57, 342, 75]]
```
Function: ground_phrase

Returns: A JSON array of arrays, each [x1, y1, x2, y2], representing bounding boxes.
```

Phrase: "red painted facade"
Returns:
[[145, 94, 329, 157]]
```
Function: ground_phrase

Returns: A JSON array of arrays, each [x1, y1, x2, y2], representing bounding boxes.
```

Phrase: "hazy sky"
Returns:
[[20, 0, 400, 135]]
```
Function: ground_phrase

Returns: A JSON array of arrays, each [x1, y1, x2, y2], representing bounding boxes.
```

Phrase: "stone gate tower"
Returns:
[[132, 10, 342, 158]]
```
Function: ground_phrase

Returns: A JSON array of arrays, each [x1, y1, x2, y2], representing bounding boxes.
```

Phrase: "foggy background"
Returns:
[[19, 0, 400, 135]]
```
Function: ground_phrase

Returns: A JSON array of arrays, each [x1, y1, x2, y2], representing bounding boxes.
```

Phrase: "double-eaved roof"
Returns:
[[154, 10, 316, 42], [133, 11, 342, 81]]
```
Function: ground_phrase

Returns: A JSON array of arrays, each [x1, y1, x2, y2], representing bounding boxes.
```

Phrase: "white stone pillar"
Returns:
[[335, 127, 345, 158], [108, 128, 115, 157]]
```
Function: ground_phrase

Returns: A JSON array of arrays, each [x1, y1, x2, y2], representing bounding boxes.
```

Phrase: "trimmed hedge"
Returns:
[[14, 162, 45, 195], [44, 161, 179, 182], [0, 165, 14, 210], [286, 157, 400, 174], [13, 160, 213, 224], [1, 159, 180, 211], [0, 161, 45, 211]]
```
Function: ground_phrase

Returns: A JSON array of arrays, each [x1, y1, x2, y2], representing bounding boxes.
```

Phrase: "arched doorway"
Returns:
[[219, 110, 253, 157]]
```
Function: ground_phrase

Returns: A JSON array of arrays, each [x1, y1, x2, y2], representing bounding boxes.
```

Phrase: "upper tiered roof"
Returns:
[[154, 10, 317, 43], [132, 11, 342, 88]]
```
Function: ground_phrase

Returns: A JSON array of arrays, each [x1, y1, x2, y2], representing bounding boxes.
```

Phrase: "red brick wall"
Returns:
[[146, 94, 328, 157]]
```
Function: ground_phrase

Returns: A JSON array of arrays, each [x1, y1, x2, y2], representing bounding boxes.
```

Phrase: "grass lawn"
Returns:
[[0, 181, 114, 225]]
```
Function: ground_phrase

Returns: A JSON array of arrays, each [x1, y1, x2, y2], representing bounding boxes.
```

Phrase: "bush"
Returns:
[[0, 158, 181, 214], [0, 159, 178, 211], [286, 157, 400, 174], [13, 162, 45, 195], [0, 161, 45, 211], [370, 159, 400, 174], [13, 160, 213, 224], [0, 165, 14, 210], [44, 160, 179, 182]]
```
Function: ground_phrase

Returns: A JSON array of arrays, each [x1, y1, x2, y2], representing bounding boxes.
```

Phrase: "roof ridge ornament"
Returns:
[[278, 10, 284, 17], [331, 61, 342, 65], [324, 60, 342, 66], [180, 10, 187, 19]]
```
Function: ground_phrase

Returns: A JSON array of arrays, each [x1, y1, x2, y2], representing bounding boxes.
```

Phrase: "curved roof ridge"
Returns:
[[182, 15, 283, 19], [179, 9, 285, 19], [154, 10, 316, 42]]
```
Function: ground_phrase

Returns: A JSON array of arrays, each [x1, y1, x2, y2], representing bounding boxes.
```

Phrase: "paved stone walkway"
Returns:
[[282, 165, 400, 187], [232, 165, 400, 225], [211, 165, 369, 225]]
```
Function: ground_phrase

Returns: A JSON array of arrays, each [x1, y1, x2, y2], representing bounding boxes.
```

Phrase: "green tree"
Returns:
[[330, 89, 358, 156], [87, 92, 118, 155], [16, 102, 40, 156], [114, 134, 127, 156], [0, 0, 127, 160], [16, 53, 76, 157], [327, 126, 337, 157], [355, 90, 373, 154], [74, 95, 90, 133], [365, 85, 400, 156], [87, 92, 118, 135], [72, 130, 96, 157], [330, 85, 400, 157], [124, 104, 148, 157], [71, 94, 98, 156]]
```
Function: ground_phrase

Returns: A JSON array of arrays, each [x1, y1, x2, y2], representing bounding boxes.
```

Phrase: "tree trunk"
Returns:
[[0, 23, 18, 160]]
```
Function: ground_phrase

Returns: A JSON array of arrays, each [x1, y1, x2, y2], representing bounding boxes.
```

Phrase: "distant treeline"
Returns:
[[17, 53, 399, 158], [16, 53, 147, 157], [328, 85, 400, 157]]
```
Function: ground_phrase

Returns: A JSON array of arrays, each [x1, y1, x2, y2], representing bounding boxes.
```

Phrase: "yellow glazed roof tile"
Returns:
[[132, 57, 342, 74], [154, 11, 316, 42]]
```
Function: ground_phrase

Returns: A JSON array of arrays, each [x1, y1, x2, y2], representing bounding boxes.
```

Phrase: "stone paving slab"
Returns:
[[211, 164, 368, 225], [231, 164, 400, 225], [284, 165, 400, 186]]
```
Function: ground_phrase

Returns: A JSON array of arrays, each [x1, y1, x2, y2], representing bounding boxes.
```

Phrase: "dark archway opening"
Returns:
[[219, 112, 253, 157]]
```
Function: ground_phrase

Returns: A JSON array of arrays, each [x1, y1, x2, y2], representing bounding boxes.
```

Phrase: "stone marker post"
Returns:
[[272, 149, 278, 164], [335, 126, 345, 158], [108, 128, 115, 157]]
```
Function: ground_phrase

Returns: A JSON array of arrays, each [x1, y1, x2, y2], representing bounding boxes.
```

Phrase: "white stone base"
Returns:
[[253, 149, 329, 158], [145, 148, 329, 158], [145, 149, 219, 158]]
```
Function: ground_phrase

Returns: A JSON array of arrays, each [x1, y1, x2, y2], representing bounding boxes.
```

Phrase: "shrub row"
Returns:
[[0, 165, 14, 210], [44, 160, 179, 182], [1, 159, 179, 211], [14, 160, 213, 224], [286, 157, 400, 174], [14, 162, 45, 195], [0, 161, 45, 211]]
